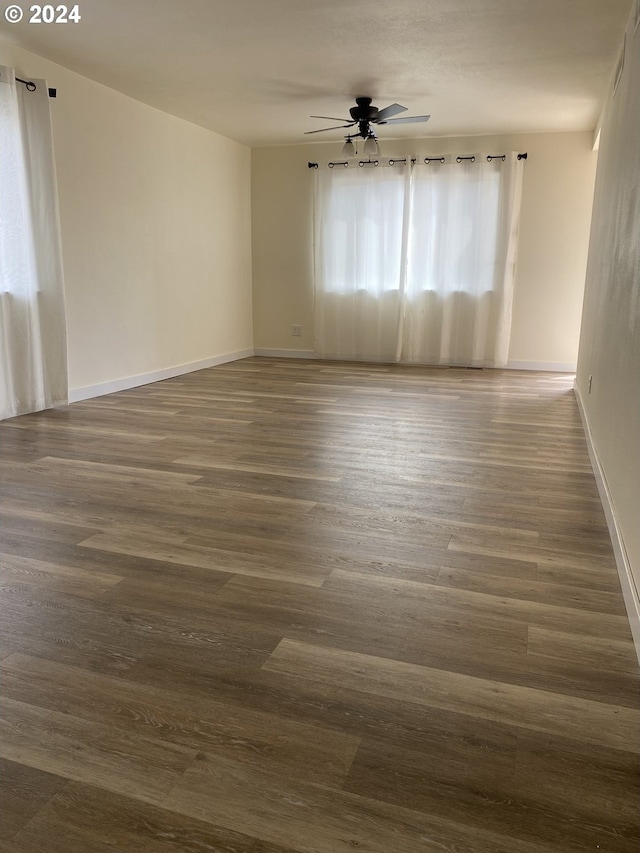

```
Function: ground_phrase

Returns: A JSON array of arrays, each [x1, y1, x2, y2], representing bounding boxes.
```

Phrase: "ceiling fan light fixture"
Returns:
[[341, 137, 356, 157], [363, 135, 378, 155]]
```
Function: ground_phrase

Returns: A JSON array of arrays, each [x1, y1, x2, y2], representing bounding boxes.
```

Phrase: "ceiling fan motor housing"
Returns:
[[350, 97, 379, 122]]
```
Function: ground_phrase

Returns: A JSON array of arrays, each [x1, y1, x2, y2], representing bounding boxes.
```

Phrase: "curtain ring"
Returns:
[[16, 77, 38, 92]]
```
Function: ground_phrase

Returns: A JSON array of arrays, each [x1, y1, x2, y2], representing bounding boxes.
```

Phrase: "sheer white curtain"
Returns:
[[314, 163, 410, 361], [403, 155, 523, 366], [0, 66, 68, 420], [313, 155, 524, 367]]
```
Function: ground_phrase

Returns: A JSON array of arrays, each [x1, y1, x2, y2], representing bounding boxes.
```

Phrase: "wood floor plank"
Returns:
[[263, 638, 640, 752], [0, 577, 278, 679], [35, 455, 203, 483], [11, 782, 301, 853], [512, 729, 640, 842], [0, 554, 123, 600], [343, 734, 640, 852], [435, 564, 626, 614], [0, 758, 68, 842], [0, 482, 316, 542], [0, 512, 100, 547], [165, 749, 565, 853], [324, 568, 634, 641], [0, 697, 197, 805], [212, 574, 418, 658], [78, 530, 330, 587], [399, 624, 640, 707], [1, 653, 360, 788], [527, 625, 640, 673], [448, 527, 618, 571], [173, 456, 342, 481]]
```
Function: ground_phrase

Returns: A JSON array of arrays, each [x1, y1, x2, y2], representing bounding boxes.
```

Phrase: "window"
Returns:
[[313, 155, 524, 367]]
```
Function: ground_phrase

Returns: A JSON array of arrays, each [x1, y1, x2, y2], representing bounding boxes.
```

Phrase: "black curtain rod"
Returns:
[[308, 152, 527, 169], [16, 77, 57, 98]]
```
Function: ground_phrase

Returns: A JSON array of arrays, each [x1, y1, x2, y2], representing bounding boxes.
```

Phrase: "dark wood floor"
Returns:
[[1, 357, 638, 852]]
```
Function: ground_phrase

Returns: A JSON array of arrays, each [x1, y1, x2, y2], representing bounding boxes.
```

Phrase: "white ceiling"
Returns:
[[0, 0, 632, 146]]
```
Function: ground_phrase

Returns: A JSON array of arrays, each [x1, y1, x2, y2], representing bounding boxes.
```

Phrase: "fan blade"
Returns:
[[380, 114, 431, 125], [310, 115, 351, 122], [304, 123, 355, 134], [374, 103, 407, 122]]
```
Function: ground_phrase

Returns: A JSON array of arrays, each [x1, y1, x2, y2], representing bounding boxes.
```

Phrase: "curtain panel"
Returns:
[[313, 155, 524, 367], [0, 66, 68, 420]]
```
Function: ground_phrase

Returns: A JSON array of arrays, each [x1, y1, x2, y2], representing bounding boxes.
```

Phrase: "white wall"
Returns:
[[252, 132, 597, 369], [0, 40, 253, 397], [576, 13, 640, 643]]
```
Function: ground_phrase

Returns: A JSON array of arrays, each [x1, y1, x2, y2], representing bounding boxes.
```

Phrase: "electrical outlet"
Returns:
[[291, 325, 302, 337], [588, 375, 593, 394]]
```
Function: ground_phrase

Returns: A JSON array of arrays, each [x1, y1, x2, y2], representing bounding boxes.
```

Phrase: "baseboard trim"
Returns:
[[507, 360, 577, 372], [252, 351, 577, 372], [253, 348, 316, 359], [68, 349, 255, 403], [574, 382, 640, 662]]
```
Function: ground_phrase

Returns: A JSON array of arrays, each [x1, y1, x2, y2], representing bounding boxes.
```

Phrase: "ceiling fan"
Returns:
[[305, 96, 430, 154]]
